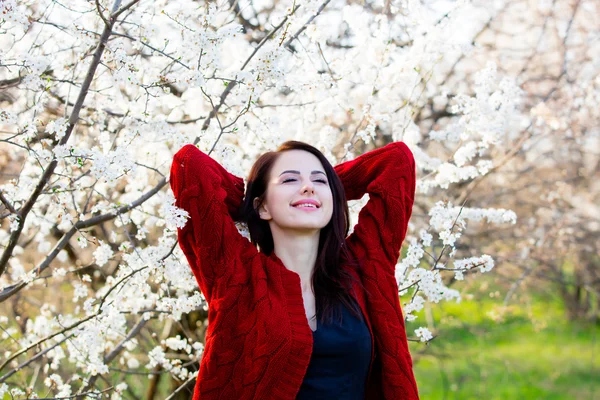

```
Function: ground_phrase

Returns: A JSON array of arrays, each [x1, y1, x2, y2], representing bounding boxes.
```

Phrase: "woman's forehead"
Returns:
[[272, 150, 324, 173]]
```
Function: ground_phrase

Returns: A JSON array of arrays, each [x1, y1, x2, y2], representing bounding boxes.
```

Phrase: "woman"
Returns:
[[170, 140, 418, 399]]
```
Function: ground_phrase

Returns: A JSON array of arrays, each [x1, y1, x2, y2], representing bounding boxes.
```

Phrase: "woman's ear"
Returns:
[[254, 197, 272, 220]]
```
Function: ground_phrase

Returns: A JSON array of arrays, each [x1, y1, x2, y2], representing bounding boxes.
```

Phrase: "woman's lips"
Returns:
[[291, 205, 320, 211]]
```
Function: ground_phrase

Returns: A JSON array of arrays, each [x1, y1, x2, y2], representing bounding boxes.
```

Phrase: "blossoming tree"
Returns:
[[0, 0, 595, 397]]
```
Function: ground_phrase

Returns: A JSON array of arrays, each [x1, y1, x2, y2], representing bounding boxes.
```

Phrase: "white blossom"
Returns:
[[48, 346, 66, 370], [127, 357, 140, 369], [44, 373, 71, 397], [164, 335, 192, 353], [147, 346, 167, 369], [160, 193, 190, 231], [73, 281, 89, 302], [45, 118, 69, 140], [0, 0, 29, 26], [10, 388, 26, 397], [93, 240, 114, 267], [454, 255, 495, 274], [9, 215, 20, 232], [0, 384, 8, 398], [404, 295, 425, 315], [76, 235, 89, 249], [415, 327, 433, 342], [112, 382, 128, 400], [419, 230, 433, 247]]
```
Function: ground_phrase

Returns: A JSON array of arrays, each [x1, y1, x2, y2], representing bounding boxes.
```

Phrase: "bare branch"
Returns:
[[112, 0, 139, 19], [95, 0, 110, 27], [0, 190, 17, 214], [165, 375, 196, 400]]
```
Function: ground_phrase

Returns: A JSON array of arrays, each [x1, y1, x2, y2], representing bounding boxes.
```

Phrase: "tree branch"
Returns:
[[284, 0, 331, 52], [197, 4, 301, 145], [0, 190, 16, 214], [0, 333, 74, 383], [0, 0, 133, 278], [76, 318, 147, 398]]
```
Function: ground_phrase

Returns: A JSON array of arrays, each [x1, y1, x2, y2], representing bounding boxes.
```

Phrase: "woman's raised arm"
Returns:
[[334, 141, 416, 272], [335, 142, 419, 398], [170, 144, 258, 302]]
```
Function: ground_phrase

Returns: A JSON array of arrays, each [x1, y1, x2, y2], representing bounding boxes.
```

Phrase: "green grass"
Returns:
[[407, 288, 599, 400]]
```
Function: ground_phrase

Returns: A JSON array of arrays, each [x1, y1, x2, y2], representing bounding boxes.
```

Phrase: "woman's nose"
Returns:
[[302, 182, 315, 194]]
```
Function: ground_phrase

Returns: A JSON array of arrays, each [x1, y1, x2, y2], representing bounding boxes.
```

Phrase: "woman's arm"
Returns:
[[170, 144, 258, 302], [334, 141, 416, 269], [335, 142, 419, 398]]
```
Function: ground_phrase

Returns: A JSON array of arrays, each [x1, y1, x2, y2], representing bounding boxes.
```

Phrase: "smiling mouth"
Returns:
[[291, 204, 319, 210]]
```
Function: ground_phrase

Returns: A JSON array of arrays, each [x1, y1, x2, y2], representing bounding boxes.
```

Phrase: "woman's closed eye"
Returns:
[[282, 178, 327, 184]]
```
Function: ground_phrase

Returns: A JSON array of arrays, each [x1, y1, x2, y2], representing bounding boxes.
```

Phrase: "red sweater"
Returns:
[[170, 142, 418, 399]]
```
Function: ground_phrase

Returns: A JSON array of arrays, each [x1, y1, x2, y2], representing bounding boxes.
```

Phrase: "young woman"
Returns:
[[170, 140, 418, 399]]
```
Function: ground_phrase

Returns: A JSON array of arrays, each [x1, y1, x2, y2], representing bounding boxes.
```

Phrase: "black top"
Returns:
[[296, 298, 372, 399]]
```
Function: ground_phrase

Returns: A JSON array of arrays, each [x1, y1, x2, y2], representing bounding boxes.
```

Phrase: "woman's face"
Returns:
[[255, 150, 334, 232]]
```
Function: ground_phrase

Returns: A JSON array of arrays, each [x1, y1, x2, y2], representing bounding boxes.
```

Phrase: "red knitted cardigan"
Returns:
[[170, 141, 419, 399]]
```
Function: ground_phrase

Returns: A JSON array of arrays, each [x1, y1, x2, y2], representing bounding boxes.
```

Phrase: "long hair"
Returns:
[[240, 141, 364, 325]]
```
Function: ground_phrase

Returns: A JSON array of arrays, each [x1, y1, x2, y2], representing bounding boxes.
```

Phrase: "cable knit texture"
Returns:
[[170, 142, 419, 399]]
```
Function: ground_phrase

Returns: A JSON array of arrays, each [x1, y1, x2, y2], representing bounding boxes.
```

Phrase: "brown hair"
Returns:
[[240, 141, 364, 325]]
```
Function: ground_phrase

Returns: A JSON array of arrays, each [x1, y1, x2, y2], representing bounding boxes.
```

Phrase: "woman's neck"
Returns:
[[271, 228, 320, 291]]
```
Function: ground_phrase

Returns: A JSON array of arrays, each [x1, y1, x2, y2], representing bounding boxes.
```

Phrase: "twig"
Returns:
[[35, 386, 114, 399], [0, 314, 96, 378], [0, 190, 16, 213], [429, 201, 467, 270], [164, 375, 196, 400], [195, 5, 301, 147], [95, 0, 109, 26], [0, 334, 74, 383], [284, 0, 332, 52], [407, 335, 437, 343], [112, 0, 140, 19]]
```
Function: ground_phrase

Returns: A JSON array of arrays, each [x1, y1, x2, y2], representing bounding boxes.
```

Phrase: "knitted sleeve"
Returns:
[[170, 144, 258, 302], [334, 141, 416, 270], [335, 142, 419, 399]]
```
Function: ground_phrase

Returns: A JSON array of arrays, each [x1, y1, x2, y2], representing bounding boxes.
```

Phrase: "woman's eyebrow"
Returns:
[[279, 170, 326, 176]]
